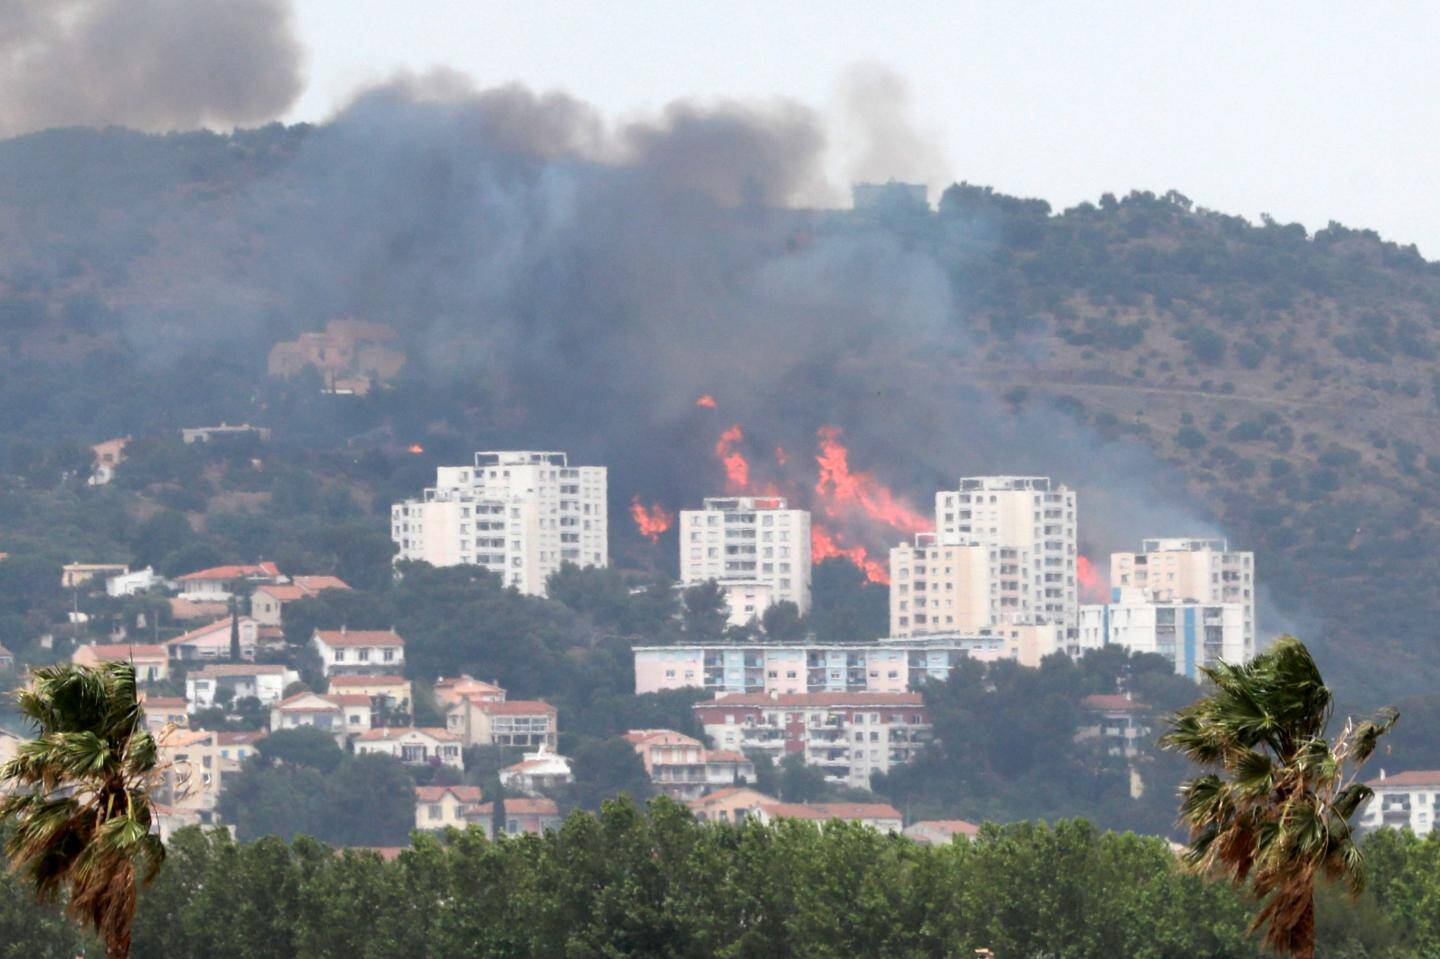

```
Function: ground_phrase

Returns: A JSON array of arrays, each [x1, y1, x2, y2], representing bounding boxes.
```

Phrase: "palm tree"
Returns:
[[1161, 636, 1396, 959], [0, 661, 167, 959]]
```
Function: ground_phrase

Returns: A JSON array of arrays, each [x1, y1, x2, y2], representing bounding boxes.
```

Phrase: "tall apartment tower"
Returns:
[[934, 476, 1078, 628], [679, 496, 812, 626], [1109, 538, 1255, 656], [391, 451, 607, 597]]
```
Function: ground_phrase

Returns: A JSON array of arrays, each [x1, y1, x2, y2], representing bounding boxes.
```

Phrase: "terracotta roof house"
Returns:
[[904, 820, 981, 845], [414, 784, 484, 830], [466, 797, 562, 839], [175, 562, 284, 600], [354, 726, 463, 769], [251, 575, 351, 626], [686, 786, 777, 824], [756, 802, 904, 833], [72, 643, 169, 682], [312, 629, 405, 678], [164, 616, 261, 662]]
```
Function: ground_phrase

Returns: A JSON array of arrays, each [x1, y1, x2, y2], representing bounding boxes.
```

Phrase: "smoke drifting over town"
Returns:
[[0, 0, 304, 136]]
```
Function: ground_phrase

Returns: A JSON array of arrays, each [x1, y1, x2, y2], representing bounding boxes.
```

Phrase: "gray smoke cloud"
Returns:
[[838, 62, 952, 193], [0, 0, 304, 136]]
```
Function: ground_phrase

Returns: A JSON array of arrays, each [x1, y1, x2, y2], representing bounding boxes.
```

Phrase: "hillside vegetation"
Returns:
[[0, 123, 1437, 704]]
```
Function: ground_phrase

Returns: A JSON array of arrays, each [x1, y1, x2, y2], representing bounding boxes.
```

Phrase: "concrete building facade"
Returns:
[[1077, 587, 1248, 679], [391, 451, 607, 596], [679, 496, 812, 623], [1109, 538, 1255, 655]]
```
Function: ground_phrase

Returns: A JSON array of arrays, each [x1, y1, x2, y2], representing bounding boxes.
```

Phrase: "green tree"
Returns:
[[568, 736, 654, 810], [761, 600, 804, 641], [0, 662, 166, 958], [681, 580, 729, 639], [1162, 636, 1397, 959]]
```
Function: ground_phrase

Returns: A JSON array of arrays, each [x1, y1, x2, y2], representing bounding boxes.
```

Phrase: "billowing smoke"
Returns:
[[0, 0, 303, 136], [837, 62, 952, 194], [0, 66, 1225, 585]]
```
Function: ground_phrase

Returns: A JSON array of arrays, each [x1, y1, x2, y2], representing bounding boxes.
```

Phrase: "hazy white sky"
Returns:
[[290, 1, 1439, 252]]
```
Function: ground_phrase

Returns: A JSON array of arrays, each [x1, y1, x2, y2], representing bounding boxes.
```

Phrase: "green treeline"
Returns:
[[6, 800, 1439, 958]]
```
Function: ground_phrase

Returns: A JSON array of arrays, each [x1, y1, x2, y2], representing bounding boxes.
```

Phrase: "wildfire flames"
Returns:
[[695, 394, 717, 408], [704, 422, 929, 584], [1077, 555, 1108, 603], [629, 496, 673, 543], [714, 425, 750, 493], [407, 444, 424, 454]]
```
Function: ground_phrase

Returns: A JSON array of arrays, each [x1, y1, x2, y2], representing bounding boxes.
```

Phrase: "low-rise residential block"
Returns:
[[1077, 587, 1248, 679], [326, 674, 413, 720], [468, 797, 563, 838], [250, 575, 351, 626], [312, 628, 405, 677], [164, 616, 261, 662], [904, 819, 980, 845], [1358, 770, 1440, 836], [685, 786, 777, 824], [269, 691, 373, 740], [694, 691, 930, 790], [175, 562, 284, 601], [624, 729, 756, 800]]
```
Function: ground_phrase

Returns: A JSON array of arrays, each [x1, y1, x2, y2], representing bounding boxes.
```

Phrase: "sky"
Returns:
[[3, 1, 1438, 253], [279, 1, 1440, 254]]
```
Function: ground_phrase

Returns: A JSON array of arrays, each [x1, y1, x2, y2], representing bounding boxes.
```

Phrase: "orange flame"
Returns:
[[695, 394, 717, 408], [407, 444, 425, 454], [812, 523, 889, 584], [629, 496, 673, 543], [1077, 555, 1108, 603], [714, 425, 750, 492], [813, 426, 931, 534]]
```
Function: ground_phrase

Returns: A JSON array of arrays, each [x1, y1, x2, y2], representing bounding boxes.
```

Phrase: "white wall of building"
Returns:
[[679, 496, 811, 617], [1078, 587, 1248, 679], [1110, 538, 1255, 656], [391, 451, 607, 597]]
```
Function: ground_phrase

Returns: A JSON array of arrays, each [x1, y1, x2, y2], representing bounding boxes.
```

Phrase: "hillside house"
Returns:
[[354, 727, 463, 769], [250, 575, 351, 626], [139, 696, 189, 733], [175, 562, 284, 601], [499, 745, 574, 795], [72, 643, 168, 682], [755, 802, 904, 833], [467, 797, 562, 839], [186, 663, 296, 709], [433, 675, 506, 706], [325, 674, 413, 720], [164, 616, 261, 662], [414, 784, 484, 830], [269, 691, 372, 741], [1358, 770, 1440, 836], [312, 629, 405, 678], [686, 787, 777, 824], [445, 697, 556, 749], [904, 820, 981, 845]]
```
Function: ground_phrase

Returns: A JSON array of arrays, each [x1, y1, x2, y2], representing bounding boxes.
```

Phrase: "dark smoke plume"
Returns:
[[0, 0, 303, 136]]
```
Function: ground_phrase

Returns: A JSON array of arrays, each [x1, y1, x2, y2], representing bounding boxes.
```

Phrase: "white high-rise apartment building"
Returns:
[[1077, 587, 1248, 679], [927, 476, 1078, 630], [391, 451, 607, 596], [679, 496, 811, 624], [1109, 538, 1254, 654]]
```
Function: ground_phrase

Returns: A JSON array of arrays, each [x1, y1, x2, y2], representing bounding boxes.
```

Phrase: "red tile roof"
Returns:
[[314, 629, 405, 648], [164, 616, 257, 649], [1369, 770, 1440, 788], [254, 584, 310, 602], [623, 729, 701, 746], [471, 798, 559, 817], [908, 819, 980, 838], [177, 562, 281, 582], [356, 726, 458, 742], [415, 785, 484, 803], [328, 675, 409, 687], [702, 692, 924, 708], [292, 575, 350, 591], [760, 802, 902, 822], [687, 786, 776, 808]]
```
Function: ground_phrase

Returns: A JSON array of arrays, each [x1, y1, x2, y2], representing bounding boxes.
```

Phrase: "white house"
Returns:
[[353, 727, 463, 769], [268, 691, 372, 741], [1358, 770, 1440, 836], [311, 628, 405, 678], [755, 802, 904, 833], [186, 663, 296, 710], [106, 567, 163, 597], [499, 745, 574, 795]]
